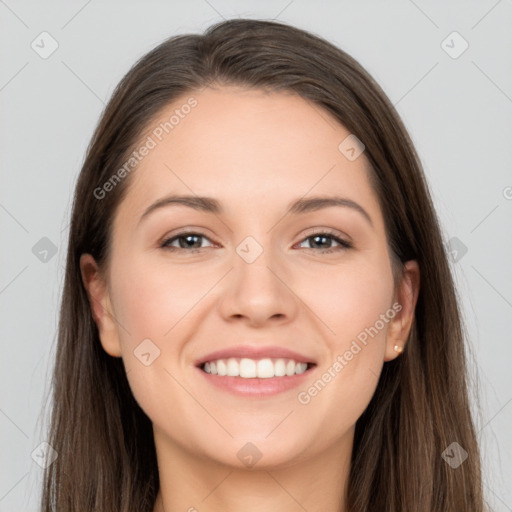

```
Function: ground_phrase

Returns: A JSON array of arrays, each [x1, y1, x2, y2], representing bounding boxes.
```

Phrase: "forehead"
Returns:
[[115, 86, 381, 226]]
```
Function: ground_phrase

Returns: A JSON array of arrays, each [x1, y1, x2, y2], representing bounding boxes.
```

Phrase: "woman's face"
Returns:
[[82, 86, 418, 469]]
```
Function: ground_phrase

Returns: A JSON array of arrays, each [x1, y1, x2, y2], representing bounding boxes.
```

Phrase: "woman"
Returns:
[[41, 18, 485, 511]]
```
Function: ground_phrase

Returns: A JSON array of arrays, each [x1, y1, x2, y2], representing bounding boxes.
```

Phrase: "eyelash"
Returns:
[[160, 229, 353, 254]]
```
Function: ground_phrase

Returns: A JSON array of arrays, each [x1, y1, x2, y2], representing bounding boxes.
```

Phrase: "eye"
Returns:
[[160, 232, 214, 252], [296, 230, 353, 254], [160, 229, 353, 254]]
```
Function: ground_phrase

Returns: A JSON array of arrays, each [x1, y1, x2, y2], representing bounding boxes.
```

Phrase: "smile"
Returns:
[[197, 357, 317, 398], [201, 357, 313, 378]]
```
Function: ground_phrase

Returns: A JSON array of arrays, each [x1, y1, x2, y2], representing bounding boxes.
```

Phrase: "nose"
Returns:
[[217, 240, 299, 327]]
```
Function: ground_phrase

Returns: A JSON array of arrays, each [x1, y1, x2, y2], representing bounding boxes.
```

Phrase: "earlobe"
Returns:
[[79, 254, 122, 358], [384, 260, 420, 362]]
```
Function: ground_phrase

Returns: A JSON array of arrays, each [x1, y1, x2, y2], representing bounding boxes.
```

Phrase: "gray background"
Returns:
[[1, 1, 511, 510]]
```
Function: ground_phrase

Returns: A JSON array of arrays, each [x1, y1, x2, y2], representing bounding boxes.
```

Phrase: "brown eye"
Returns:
[[297, 231, 352, 254], [161, 232, 213, 251]]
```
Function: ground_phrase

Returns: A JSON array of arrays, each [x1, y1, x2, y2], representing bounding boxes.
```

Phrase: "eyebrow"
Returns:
[[138, 194, 373, 227]]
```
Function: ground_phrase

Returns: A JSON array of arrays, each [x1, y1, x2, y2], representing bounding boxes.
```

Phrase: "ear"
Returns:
[[79, 253, 122, 358], [384, 260, 420, 362]]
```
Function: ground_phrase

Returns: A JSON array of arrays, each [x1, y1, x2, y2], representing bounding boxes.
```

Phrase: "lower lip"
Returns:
[[196, 365, 316, 397]]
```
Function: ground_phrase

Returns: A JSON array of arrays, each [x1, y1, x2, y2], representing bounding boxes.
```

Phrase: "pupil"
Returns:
[[181, 235, 200, 248], [312, 235, 329, 249]]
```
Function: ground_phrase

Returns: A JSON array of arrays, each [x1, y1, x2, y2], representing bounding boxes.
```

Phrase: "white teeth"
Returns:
[[274, 358, 286, 376], [217, 359, 227, 376], [257, 358, 274, 378], [286, 359, 296, 376], [226, 358, 239, 376], [201, 357, 309, 378], [240, 358, 256, 378]]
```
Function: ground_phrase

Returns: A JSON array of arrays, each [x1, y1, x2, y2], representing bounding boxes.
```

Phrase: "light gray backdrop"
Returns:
[[1, 1, 511, 510]]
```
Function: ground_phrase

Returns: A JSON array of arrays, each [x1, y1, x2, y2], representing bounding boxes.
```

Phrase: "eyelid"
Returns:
[[159, 226, 215, 242], [299, 226, 352, 244]]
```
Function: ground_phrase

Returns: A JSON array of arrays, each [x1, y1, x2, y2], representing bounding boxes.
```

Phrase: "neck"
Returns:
[[152, 427, 353, 512]]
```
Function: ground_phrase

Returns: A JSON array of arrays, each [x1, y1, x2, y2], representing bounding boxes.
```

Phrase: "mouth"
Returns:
[[198, 357, 317, 379], [195, 356, 317, 397]]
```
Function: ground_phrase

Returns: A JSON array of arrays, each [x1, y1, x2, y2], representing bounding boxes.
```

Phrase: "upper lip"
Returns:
[[194, 345, 317, 367]]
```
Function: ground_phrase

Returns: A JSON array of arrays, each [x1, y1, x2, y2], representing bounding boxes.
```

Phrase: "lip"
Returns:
[[193, 344, 317, 398], [195, 364, 317, 397], [194, 345, 316, 367]]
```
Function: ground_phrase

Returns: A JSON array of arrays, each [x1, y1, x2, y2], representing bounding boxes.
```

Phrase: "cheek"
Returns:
[[110, 254, 208, 342], [301, 256, 395, 345], [294, 258, 394, 429], [107, 256, 194, 423], [107, 253, 217, 405]]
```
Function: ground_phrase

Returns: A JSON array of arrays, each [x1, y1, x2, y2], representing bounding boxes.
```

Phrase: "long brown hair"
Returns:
[[41, 18, 485, 511]]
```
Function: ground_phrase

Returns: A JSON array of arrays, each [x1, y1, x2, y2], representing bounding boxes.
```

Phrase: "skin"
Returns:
[[80, 86, 420, 512]]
